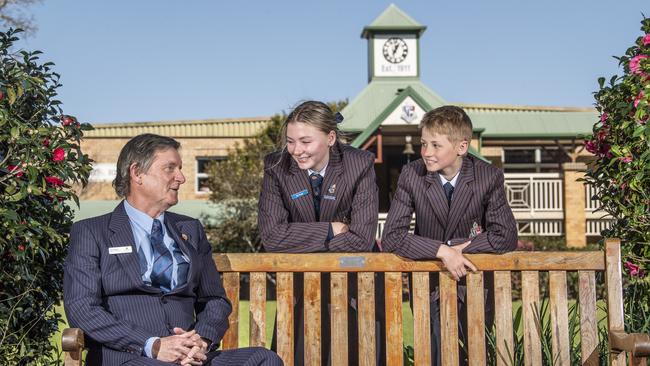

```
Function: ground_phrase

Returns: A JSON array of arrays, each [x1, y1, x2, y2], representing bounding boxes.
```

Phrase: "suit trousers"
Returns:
[[123, 346, 283, 366]]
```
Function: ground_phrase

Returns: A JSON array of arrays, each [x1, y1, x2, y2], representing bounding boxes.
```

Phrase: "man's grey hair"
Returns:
[[112, 134, 181, 198]]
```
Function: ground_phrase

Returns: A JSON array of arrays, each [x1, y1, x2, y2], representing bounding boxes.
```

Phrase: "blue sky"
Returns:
[[16, 1, 649, 123]]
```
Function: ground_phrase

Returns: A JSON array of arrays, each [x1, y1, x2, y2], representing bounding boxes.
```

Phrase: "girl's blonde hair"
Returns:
[[279, 100, 346, 149]]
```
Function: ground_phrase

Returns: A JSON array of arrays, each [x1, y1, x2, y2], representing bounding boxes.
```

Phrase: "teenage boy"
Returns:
[[381, 105, 518, 365]]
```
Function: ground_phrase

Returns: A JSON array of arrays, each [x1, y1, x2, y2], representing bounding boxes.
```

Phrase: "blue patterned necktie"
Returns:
[[150, 219, 173, 292], [443, 182, 454, 207], [310, 173, 323, 220]]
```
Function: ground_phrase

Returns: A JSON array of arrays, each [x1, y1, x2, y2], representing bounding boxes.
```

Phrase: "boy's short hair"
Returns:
[[419, 105, 473, 143]]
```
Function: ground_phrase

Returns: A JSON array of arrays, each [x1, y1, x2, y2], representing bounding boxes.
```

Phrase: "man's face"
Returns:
[[136, 148, 185, 212]]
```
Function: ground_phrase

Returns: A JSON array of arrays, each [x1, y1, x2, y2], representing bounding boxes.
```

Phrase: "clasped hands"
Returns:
[[436, 241, 478, 281], [153, 327, 210, 365]]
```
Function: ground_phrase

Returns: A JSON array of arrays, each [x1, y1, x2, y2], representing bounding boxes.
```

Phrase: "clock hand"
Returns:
[[393, 43, 399, 56]]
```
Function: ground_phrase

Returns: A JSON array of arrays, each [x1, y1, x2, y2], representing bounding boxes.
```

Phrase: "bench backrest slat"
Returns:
[[384, 272, 404, 366], [357, 272, 376, 366], [330, 273, 349, 365], [304, 272, 321, 365], [493, 270, 514, 366], [522, 271, 542, 366], [549, 271, 571, 365], [578, 270, 599, 365], [249, 272, 266, 347], [467, 272, 487, 365], [222, 272, 240, 350], [440, 272, 460, 365], [276, 272, 294, 365], [605, 239, 627, 366], [412, 272, 432, 365]]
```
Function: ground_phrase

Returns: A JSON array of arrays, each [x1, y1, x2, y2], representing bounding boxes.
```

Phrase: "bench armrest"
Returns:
[[610, 330, 650, 357], [62, 328, 85, 366]]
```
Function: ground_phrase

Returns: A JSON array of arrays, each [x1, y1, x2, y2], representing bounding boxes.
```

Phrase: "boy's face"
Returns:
[[420, 127, 468, 177]]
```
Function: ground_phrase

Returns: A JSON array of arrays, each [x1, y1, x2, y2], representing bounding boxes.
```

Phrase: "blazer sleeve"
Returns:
[[462, 171, 518, 254], [192, 221, 232, 345], [381, 166, 446, 259], [328, 155, 378, 252], [63, 222, 152, 354], [258, 157, 330, 253]]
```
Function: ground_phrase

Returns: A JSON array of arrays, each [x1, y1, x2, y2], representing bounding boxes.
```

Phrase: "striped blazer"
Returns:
[[63, 202, 232, 365], [381, 155, 518, 259], [258, 142, 378, 253]]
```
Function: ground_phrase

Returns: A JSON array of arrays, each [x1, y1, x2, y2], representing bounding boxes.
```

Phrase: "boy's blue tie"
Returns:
[[310, 173, 323, 220], [443, 182, 454, 206]]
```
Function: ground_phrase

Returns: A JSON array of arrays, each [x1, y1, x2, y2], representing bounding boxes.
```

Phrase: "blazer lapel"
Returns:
[[288, 158, 317, 222], [444, 157, 475, 240], [425, 171, 449, 228], [109, 201, 155, 292], [319, 144, 344, 222]]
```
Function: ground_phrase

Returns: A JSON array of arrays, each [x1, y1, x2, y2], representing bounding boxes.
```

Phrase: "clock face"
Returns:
[[382, 37, 408, 64]]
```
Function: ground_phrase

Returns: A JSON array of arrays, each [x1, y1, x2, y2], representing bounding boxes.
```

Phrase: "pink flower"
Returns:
[[600, 144, 613, 159], [52, 147, 65, 162], [600, 112, 608, 123], [7, 164, 24, 178], [624, 261, 645, 278], [61, 115, 75, 126], [17, 245, 25, 251], [42, 138, 50, 147], [45, 176, 64, 186], [634, 91, 644, 108], [629, 55, 648, 75], [596, 129, 608, 142], [585, 140, 598, 154], [620, 182, 628, 190], [643, 34, 650, 46], [619, 155, 633, 163]]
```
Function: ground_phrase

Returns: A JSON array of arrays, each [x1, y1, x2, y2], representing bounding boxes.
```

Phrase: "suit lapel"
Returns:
[[109, 201, 155, 292], [319, 144, 344, 222], [288, 158, 317, 222], [164, 214, 195, 293], [444, 157, 475, 240], [424, 171, 448, 228]]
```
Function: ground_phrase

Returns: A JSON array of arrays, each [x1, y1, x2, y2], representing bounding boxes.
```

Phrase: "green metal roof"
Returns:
[[459, 104, 598, 138], [339, 79, 446, 134], [361, 4, 427, 38]]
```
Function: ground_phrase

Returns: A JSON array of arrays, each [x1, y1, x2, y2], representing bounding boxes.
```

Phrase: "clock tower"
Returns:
[[362, 4, 426, 81]]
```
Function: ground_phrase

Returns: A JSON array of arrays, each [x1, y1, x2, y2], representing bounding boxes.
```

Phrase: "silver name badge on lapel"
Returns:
[[108, 246, 133, 255]]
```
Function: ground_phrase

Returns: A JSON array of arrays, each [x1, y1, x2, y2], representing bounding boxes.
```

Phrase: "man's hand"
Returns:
[[452, 240, 471, 253], [153, 329, 205, 364], [436, 244, 477, 281], [174, 328, 208, 366], [331, 222, 349, 236]]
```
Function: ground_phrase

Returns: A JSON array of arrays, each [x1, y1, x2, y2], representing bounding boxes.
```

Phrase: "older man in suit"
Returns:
[[64, 134, 282, 366]]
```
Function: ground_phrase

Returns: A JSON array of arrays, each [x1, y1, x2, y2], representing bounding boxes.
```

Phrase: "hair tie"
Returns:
[[334, 112, 344, 124]]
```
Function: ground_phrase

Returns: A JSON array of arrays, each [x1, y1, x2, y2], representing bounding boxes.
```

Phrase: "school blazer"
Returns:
[[63, 202, 232, 365], [258, 142, 378, 253], [381, 155, 518, 259]]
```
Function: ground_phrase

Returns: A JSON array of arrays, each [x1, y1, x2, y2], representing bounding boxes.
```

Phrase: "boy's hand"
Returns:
[[436, 245, 477, 281], [331, 222, 349, 236]]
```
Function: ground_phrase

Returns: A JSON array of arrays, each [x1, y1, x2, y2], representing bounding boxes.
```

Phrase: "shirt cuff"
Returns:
[[144, 337, 160, 358]]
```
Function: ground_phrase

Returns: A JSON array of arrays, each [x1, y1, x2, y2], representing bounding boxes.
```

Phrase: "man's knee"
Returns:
[[250, 347, 283, 365]]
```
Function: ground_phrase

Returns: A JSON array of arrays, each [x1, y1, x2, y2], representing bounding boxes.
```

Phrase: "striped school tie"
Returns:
[[310, 173, 324, 220]]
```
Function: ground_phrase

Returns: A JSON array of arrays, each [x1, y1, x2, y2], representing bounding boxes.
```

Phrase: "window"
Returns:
[[196, 156, 226, 193], [503, 147, 568, 172]]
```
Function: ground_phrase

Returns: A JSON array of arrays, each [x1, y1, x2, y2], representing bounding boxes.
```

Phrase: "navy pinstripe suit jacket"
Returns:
[[63, 202, 232, 365], [382, 155, 518, 259], [258, 142, 378, 253]]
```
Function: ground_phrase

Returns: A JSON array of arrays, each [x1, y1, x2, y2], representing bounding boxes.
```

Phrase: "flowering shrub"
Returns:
[[584, 18, 650, 334], [0, 29, 92, 364]]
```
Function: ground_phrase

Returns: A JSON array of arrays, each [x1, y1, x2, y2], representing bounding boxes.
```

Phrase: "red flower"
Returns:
[[634, 91, 645, 108], [42, 138, 50, 147], [61, 115, 75, 126], [45, 176, 64, 186], [629, 55, 648, 75], [52, 147, 65, 162], [585, 140, 598, 154], [644, 34, 650, 46], [18, 245, 25, 251], [0, 91, 3, 101], [7, 164, 24, 178], [599, 112, 608, 123]]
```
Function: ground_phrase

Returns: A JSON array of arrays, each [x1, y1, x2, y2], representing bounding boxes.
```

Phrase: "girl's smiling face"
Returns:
[[286, 121, 335, 171]]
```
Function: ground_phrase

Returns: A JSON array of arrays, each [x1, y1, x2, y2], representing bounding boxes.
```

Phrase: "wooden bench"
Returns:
[[63, 239, 650, 365]]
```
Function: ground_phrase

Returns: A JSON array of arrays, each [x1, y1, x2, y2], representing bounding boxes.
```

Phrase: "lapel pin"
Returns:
[[181, 233, 188, 241], [328, 184, 336, 194]]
